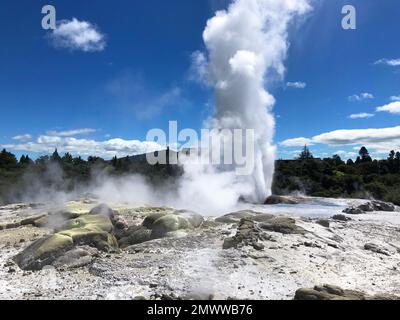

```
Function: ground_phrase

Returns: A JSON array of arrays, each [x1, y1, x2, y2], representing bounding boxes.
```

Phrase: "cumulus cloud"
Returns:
[[348, 113, 374, 119], [286, 81, 306, 89], [348, 92, 374, 102], [2, 136, 163, 159], [312, 126, 400, 146], [12, 134, 32, 142], [46, 128, 97, 137], [50, 18, 106, 52], [280, 126, 400, 155], [376, 101, 400, 114], [374, 58, 400, 67], [280, 137, 313, 147], [390, 95, 400, 101]]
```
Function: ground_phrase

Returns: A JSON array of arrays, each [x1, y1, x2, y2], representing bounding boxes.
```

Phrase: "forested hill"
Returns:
[[0, 146, 399, 206], [273, 146, 400, 205]]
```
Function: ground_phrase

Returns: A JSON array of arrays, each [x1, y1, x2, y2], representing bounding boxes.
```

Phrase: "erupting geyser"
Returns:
[[200, 0, 312, 203]]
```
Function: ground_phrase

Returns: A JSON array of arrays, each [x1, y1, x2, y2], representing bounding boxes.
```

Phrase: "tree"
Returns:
[[0, 149, 18, 169], [298, 145, 313, 160], [388, 150, 396, 173], [62, 152, 73, 164], [111, 156, 118, 167], [332, 155, 344, 166], [358, 146, 372, 163], [388, 150, 395, 161], [51, 148, 61, 162], [19, 155, 32, 166]]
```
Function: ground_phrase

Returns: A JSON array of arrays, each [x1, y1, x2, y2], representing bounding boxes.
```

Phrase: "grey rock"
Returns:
[[331, 214, 352, 222], [118, 226, 152, 248], [89, 204, 115, 220], [294, 284, 400, 300], [53, 246, 98, 269], [364, 243, 391, 256], [316, 219, 330, 228], [259, 217, 306, 235], [264, 195, 300, 205], [343, 207, 364, 215]]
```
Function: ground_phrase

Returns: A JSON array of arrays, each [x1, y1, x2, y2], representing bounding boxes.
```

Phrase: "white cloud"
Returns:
[[374, 58, 400, 67], [280, 126, 400, 155], [390, 95, 400, 101], [12, 134, 32, 142], [312, 126, 400, 146], [2, 136, 163, 159], [50, 18, 106, 52], [189, 51, 209, 85], [286, 81, 306, 89], [348, 113, 374, 119], [280, 137, 313, 147], [348, 92, 374, 102], [376, 101, 400, 114], [46, 128, 97, 137]]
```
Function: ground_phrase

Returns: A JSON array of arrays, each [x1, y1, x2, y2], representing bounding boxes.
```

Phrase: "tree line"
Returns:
[[273, 146, 400, 205], [0, 148, 182, 205], [1, 145, 400, 205]]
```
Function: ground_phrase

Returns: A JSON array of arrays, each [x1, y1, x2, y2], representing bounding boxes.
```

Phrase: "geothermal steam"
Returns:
[[94, 0, 313, 214], [195, 0, 311, 203]]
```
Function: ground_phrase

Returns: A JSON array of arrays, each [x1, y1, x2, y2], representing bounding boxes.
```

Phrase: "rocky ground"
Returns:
[[0, 196, 400, 300]]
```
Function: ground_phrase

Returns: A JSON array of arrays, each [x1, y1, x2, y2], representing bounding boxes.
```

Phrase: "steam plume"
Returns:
[[201, 0, 311, 203]]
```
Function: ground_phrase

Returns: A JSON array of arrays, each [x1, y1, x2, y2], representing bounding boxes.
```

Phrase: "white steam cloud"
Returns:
[[197, 0, 312, 203]]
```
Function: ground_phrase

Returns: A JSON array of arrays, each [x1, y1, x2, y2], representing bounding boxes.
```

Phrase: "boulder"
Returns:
[[174, 210, 204, 228], [216, 211, 257, 224], [142, 212, 169, 229], [343, 201, 395, 215], [58, 228, 116, 251], [118, 226, 152, 248], [222, 218, 264, 250], [14, 212, 118, 270], [13, 234, 74, 271], [264, 195, 299, 205], [259, 217, 306, 235], [331, 214, 352, 222], [53, 246, 98, 269], [33, 216, 50, 228], [364, 243, 391, 256], [223, 237, 240, 250], [316, 219, 330, 228], [358, 203, 375, 212], [371, 200, 395, 212], [151, 214, 190, 238], [19, 214, 48, 226], [294, 284, 400, 300], [59, 214, 114, 234], [251, 213, 275, 223], [216, 210, 274, 224], [343, 207, 364, 215], [89, 204, 115, 220], [118, 210, 203, 247]]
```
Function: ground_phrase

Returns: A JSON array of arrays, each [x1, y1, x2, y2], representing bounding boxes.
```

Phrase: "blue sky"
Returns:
[[0, 0, 399, 160]]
